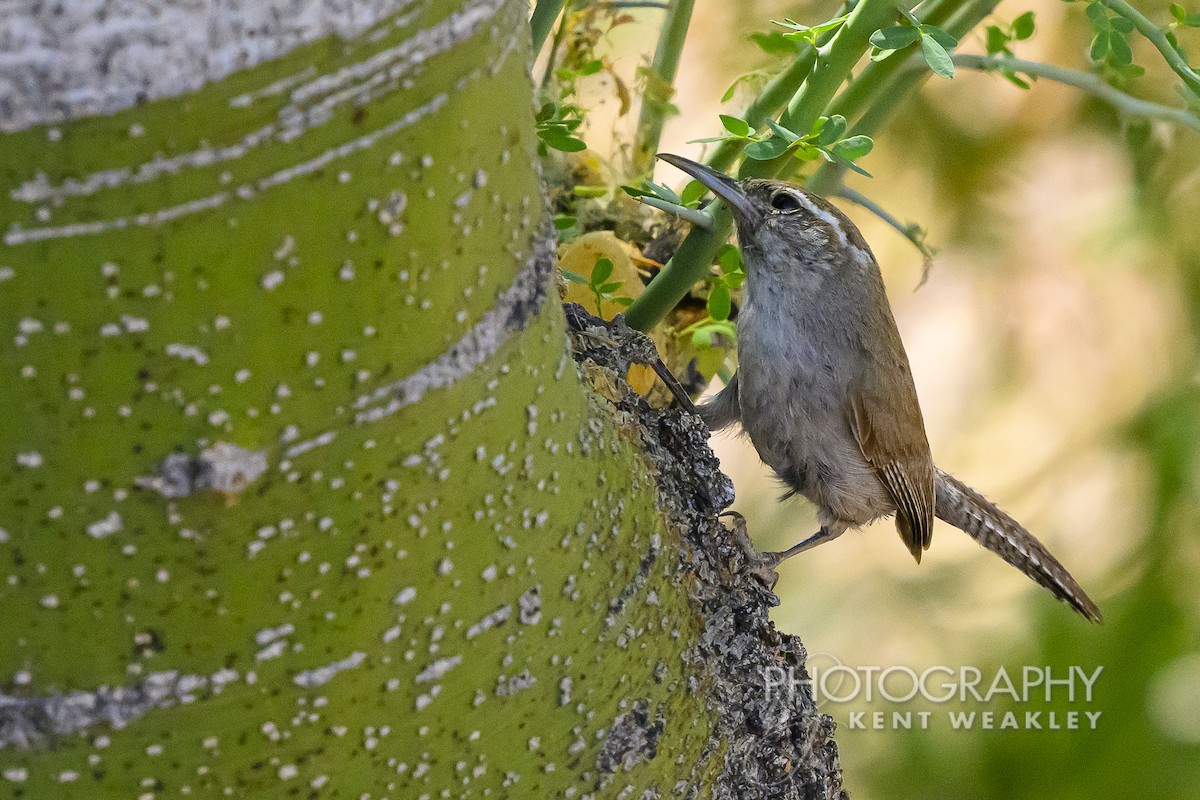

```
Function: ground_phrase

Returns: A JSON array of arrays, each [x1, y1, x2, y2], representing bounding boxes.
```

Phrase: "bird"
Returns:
[[657, 152, 1101, 623]]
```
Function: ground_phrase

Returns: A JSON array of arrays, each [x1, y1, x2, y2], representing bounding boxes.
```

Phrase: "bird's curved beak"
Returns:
[[656, 153, 755, 222]]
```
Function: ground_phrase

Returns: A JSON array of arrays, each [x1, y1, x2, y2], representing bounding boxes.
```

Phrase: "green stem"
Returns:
[[954, 53, 1200, 133], [746, 0, 908, 178], [805, 0, 999, 193], [706, 46, 818, 173], [636, 196, 715, 228], [824, 0, 960, 123], [633, 0, 697, 174], [539, 0, 573, 92], [1099, 0, 1200, 98], [530, 0, 566, 53], [625, 0, 901, 331]]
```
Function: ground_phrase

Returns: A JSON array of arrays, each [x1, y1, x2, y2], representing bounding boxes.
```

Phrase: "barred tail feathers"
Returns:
[[934, 469, 1101, 623]]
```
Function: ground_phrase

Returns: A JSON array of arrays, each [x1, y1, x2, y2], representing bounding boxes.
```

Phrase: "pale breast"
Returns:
[[736, 301, 894, 527]]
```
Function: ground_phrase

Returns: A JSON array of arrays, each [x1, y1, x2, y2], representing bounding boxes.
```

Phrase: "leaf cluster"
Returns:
[[562, 258, 635, 309], [680, 245, 745, 349], [869, 8, 959, 79], [536, 101, 588, 153], [690, 114, 875, 177], [984, 11, 1038, 88]]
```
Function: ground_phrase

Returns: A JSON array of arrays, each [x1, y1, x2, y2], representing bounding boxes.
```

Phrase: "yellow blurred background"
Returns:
[[547, 0, 1200, 795]]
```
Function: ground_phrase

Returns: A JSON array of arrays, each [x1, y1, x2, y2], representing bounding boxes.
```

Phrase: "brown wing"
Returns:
[[849, 382, 936, 563]]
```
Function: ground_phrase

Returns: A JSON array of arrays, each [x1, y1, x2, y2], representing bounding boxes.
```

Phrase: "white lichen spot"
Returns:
[[164, 343, 210, 365], [292, 651, 366, 688], [86, 511, 122, 539], [15, 452, 43, 468], [261, 270, 285, 291], [394, 587, 417, 606]]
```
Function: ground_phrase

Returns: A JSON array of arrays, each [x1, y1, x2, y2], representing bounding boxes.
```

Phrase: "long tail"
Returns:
[[934, 469, 1102, 623]]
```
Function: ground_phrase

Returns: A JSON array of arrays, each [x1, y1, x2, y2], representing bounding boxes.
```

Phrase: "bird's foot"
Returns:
[[720, 511, 780, 589]]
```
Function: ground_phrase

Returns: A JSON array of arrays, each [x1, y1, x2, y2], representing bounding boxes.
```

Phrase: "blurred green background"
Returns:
[[559, 0, 1200, 796]]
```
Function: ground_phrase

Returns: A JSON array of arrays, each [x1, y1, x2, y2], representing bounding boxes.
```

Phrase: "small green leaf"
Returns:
[[597, 281, 624, 294], [561, 270, 589, 283], [724, 272, 745, 289], [749, 31, 797, 54], [719, 114, 752, 137], [707, 283, 732, 322], [1172, 3, 1187, 22], [692, 328, 713, 349], [744, 137, 790, 160], [591, 258, 614, 285], [538, 128, 587, 152], [620, 184, 653, 199], [870, 25, 921, 50], [1090, 31, 1110, 60], [1012, 11, 1036, 39], [1187, 14, 1200, 27], [1085, 2, 1109, 29], [793, 142, 822, 161], [717, 244, 743, 274], [921, 35, 955, 78], [922, 25, 958, 49], [831, 135, 874, 160], [763, 119, 801, 143], [536, 102, 557, 122], [817, 115, 847, 145], [553, 214, 577, 230], [986, 26, 1011, 55], [612, 296, 635, 307], [573, 185, 607, 198], [680, 180, 707, 208], [1108, 31, 1133, 65], [826, 150, 874, 178], [1111, 16, 1134, 33], [645, 180, 682, 205], [899, 7, 922, 26]]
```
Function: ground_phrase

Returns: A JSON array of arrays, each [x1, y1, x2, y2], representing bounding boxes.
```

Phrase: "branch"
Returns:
[[1099, 0, 1200, 98], [635, 196, 715, 229], [805, 0, 1000, 193], [633, 0, 697, 174], [530, 0, 566, 52], [953, 53, 1200, 133]]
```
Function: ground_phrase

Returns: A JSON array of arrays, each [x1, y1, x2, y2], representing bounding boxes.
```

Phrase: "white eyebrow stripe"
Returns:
[[793, 192, 850, 250]]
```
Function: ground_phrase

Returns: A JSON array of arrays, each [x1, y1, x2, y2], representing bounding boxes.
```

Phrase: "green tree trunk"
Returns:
[[0, 1, 841, 797]]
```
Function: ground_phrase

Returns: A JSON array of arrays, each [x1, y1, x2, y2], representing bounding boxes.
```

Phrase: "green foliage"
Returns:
[[985, 11, 1039, 88], [562, 257, 636, 309], [1086, 1, 1141, 78], [869, 9, 959, 79], [622, 177, 702, 208], [772, 14, 851, 46], [1170, 2, 1200, 27], [690, 113, 875, 177], [536, 101, 588, 153], [680, 244, 744, 351]]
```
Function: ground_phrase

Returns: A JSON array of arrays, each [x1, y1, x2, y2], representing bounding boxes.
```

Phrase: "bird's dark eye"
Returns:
[[769, 190, 804, 213]]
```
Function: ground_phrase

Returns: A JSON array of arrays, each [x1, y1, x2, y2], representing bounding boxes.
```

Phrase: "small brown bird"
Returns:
[[659, 153, 1101, 623]]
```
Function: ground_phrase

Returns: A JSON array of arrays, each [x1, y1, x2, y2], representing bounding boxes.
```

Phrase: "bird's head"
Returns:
[[656, 153, 871, 278]]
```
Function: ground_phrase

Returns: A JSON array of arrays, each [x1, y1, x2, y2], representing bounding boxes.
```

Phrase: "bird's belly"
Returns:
[[736, 326, 893, 527]]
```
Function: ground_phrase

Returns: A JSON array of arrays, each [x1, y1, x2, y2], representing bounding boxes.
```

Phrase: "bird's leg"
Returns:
[[768, 525, 846, 564]]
